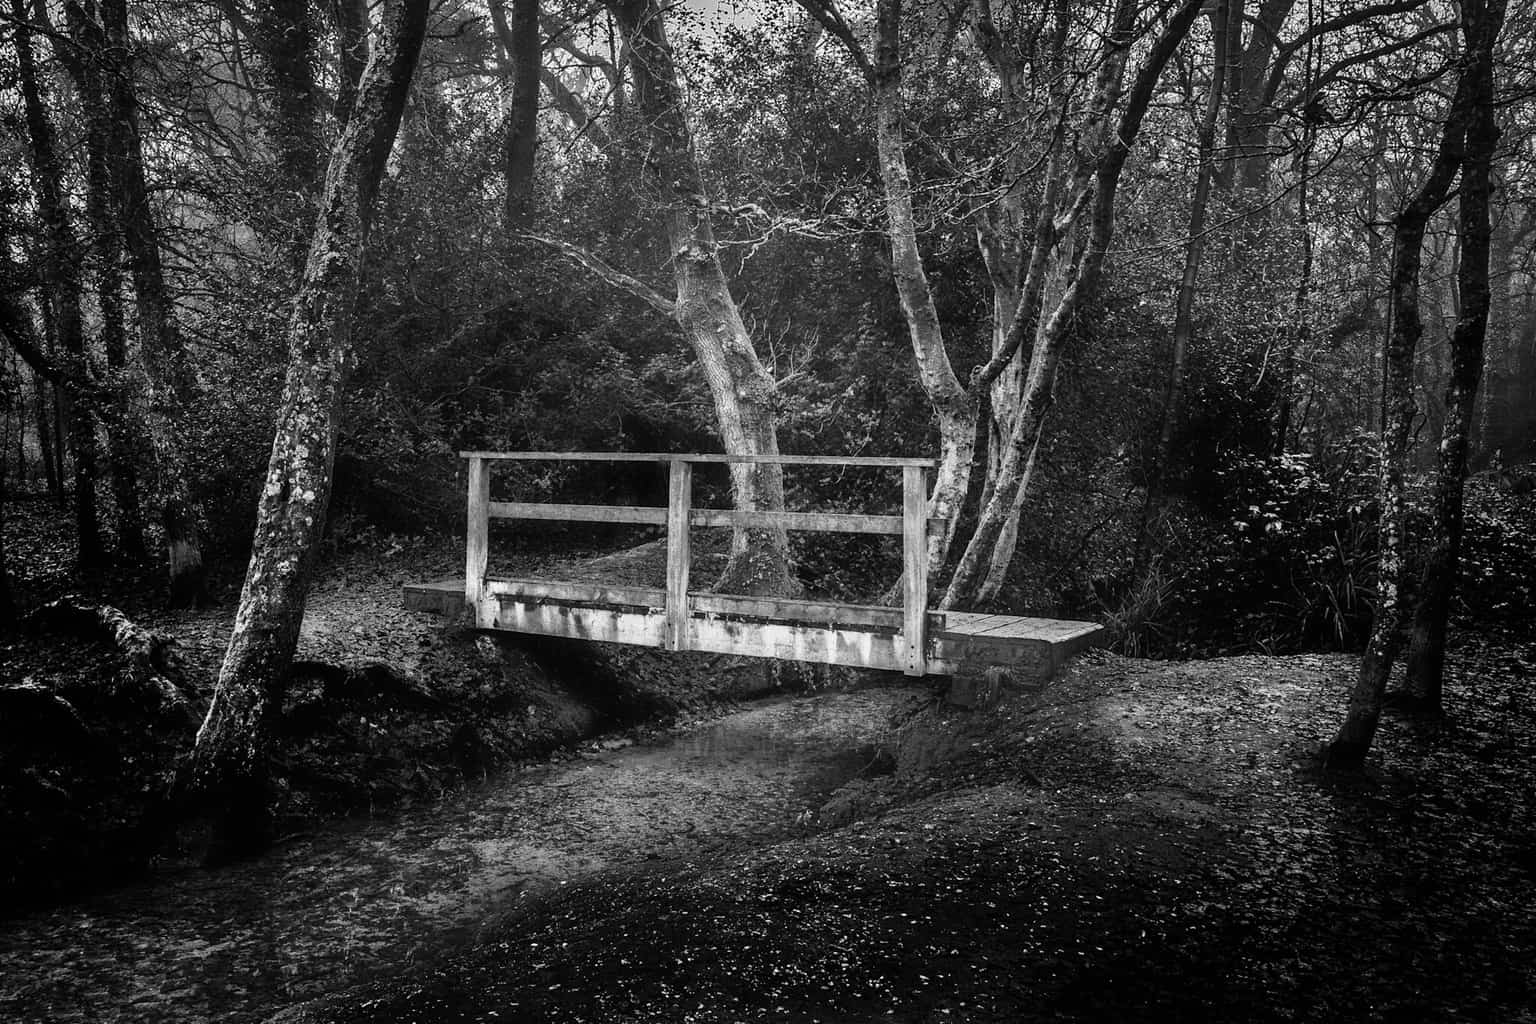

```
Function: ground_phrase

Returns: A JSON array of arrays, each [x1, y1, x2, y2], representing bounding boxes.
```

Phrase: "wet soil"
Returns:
[[0, 686, 922, 1024]]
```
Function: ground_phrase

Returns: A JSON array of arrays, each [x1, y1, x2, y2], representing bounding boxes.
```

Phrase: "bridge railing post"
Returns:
[[664, 459, 693, 651], [465, 455, 489, 626], [902, 464, 928, 675]]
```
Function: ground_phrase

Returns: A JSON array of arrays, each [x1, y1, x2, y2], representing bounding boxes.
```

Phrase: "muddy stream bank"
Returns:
[[0, 686, 923, 1024]]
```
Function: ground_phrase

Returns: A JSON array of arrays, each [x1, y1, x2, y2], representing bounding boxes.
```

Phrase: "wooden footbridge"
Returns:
[[404, 453, 1103, 691]]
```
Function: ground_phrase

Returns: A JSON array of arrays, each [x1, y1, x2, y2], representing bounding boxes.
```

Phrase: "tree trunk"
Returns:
[[34, 374, 60, 500], [1135, 0, 1230, 580], [1217, 0, 1294, 198], [59, 0, 146, 560], [0, 449, 10, 622], [12, 0, 107, 567], [1402, 0, 1506, 714], [329, 0, 369, 127], [1270, 122, 1314, 455], [867, 0, 976, 578], [490, 0, 541, 227], [944, 0, 1206, 608], [611, 0, 792, 596], [98, 0, 208, 603], [248, 0, 323, 273], [1326, 51, 1479, 769], [1476, 206, 1513, 455], [966, 0, 1072, 598], [185, 0, 429, 854]]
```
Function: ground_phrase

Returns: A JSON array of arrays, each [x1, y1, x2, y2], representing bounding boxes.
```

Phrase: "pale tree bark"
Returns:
[[97, 0, 209, 604], [968, 0, 1072, 598], [609, 0, 792, 596], [1325, 60, 1476, 770], [1135, 0, 1232, 580], [799, 0, 1066, 583], [11, 0, 107, 568], [943, 0, 1207, 609], [185, 0, 430, 851], [1402, 0, 1506, 714], [869, 0, 975, 572]]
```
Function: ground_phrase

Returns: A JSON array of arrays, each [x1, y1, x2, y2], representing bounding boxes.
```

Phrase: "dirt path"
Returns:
[[0, 686, 922, 1024]]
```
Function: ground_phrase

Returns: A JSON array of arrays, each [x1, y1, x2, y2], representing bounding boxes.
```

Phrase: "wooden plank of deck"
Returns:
[[936, 613, 1017, 637]]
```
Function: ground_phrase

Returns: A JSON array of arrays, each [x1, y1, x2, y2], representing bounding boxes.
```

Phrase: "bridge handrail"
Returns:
[[459, 450, 936, 468], [461, 451, 935, 674]]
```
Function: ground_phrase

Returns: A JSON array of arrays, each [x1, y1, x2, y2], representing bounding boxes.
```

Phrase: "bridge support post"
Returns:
[[664, 459, 692, 651], [465, 455, 489, 627], [902, 464, 928, 676]]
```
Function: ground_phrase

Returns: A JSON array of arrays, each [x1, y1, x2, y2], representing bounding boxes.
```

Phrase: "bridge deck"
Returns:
[[403, 577, 1103, 679]]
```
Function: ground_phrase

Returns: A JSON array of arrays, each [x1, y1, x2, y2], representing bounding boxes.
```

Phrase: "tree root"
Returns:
[[26, 597, 192, 717]]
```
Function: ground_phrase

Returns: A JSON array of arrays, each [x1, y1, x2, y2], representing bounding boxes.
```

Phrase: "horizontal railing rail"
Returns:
[[487, 501, 948, 536], [460, 450, 935, 468]]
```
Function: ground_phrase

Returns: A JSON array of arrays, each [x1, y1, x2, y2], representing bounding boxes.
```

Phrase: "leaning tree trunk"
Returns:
[[1402, 0, 1506, 715], [611, 0, 792, 596], [97, 0, 208, 603], [867, 0, 976, 575], [944, 0, 1205, 609], [1325, 63, 1477, 770], [966, 2, 1076, 600], [185, 0, 429, 853], [12, 0, 106, 568]]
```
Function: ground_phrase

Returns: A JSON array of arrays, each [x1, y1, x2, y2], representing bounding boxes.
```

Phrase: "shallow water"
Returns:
[[0, 687, 920, 1024]]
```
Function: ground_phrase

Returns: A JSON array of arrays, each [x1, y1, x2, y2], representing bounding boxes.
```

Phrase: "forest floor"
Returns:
[[0, 502, 789, 909], [278, 633, 1536, 1023], [4, 496, 1536, 1022]]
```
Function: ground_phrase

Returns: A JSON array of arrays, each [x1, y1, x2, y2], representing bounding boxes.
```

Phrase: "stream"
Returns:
[[0, 686, 922, 1024]]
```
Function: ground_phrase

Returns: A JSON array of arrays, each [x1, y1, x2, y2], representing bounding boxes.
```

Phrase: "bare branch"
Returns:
[[522, 233, 676, 317], [540, 68, 610, 147], [1260, 0, 1441, 108], [795, 0, 875, 85]]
